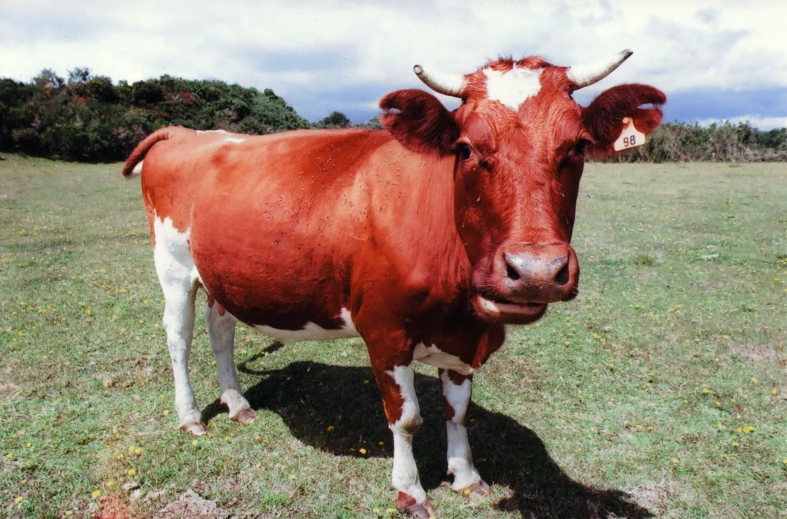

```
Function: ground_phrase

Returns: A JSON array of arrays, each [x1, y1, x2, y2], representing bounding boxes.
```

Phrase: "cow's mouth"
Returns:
[[474, 293, 547, 321]]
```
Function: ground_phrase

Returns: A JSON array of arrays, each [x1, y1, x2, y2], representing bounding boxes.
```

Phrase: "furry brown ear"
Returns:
[[380, 89, 458, 155], [582, 84, 666, 158]]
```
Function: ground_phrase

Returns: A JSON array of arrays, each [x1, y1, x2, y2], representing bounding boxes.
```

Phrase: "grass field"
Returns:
[[1, 155, 786, 518]]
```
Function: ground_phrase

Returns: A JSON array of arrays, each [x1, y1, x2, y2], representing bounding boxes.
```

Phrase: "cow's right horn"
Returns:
[[413, 65, 466, 97], [567, 49, 633, 89]]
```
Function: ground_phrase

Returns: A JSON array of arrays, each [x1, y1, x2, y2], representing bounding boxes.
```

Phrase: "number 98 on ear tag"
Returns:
[[613, 117, 646, 152]]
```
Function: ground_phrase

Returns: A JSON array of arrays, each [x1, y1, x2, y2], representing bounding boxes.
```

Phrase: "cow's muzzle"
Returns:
[[473, 242, 579, 323]]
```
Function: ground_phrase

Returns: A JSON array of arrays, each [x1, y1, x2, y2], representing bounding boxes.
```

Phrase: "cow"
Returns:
[[122, 49, 664, 517]]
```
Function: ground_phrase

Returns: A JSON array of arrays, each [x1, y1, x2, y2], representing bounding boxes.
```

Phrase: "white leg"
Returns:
[[440, 369, 487, 497], [153, 214, 205, 435], [205, 304, 257, 424], [386, 365, 432, 511]]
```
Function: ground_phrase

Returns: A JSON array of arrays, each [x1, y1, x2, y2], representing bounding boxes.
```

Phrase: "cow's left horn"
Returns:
[[567, 49, 633, 89], [413, 65, 466, 97]]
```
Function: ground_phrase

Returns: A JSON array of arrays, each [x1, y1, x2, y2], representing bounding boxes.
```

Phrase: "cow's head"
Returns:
[[381, 50, 665, 324]]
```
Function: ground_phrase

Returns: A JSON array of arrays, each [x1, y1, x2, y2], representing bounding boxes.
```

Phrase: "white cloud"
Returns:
[[1, 0, 786, 121]]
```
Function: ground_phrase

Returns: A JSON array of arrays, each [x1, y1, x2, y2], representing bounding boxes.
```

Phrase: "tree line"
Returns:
[[0, 68, 784, 163]]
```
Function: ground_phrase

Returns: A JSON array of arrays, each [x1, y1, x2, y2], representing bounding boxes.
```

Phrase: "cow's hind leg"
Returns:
[[205, 303, 257, 424], [440, 369, 489, 500], [153, 218, 205, 435]]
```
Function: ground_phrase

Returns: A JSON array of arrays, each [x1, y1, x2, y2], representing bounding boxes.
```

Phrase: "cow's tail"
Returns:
[[121, 126, 191, 178]]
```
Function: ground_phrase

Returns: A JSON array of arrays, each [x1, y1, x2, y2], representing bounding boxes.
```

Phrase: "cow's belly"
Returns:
[[251, 308, 360, 343]]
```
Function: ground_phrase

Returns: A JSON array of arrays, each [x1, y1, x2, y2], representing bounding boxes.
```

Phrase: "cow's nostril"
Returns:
[[506, 262, 520, 281], [554, 262, 570, 286]]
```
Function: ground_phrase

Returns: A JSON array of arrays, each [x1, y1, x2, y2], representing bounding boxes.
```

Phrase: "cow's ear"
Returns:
[[582, 84, 666, 158], [380, 89, 458, 155]]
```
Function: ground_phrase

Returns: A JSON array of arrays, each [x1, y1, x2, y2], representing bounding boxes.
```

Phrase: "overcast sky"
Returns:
[[2, 0, 787, 128]]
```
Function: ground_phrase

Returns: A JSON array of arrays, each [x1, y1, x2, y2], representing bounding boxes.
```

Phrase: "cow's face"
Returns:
[[382, 51, 665, 324]]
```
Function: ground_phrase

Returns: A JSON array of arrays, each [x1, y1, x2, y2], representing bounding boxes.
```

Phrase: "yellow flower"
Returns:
[[106, 480, 114, 488], [671, 458, 679, 464], [752, 378, 758, 384], [191, 440, 198, 446], [6, 452, 13, 459], [66, 512, 73, 517], [128, 469, 136, 476], [254, 436, 261, 441], [14, 497, 22, 504], [134, 447, 142, 455], [771, 389, 778, 395], [289, 475, 296, 480], [743, 426, 754, 434], [163, 410, 169, 416], [128, 445, 135, 452], [92, 490, 101, 498], [702, 388, 710, 394], [359, 448, 367, 455], [327, 425, 334, 431]]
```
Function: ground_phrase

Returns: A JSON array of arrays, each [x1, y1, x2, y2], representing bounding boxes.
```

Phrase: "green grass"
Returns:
[[1, 155, 786, 518]]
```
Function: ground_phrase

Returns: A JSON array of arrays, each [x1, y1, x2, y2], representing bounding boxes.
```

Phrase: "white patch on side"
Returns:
[[440, 370, 481, 491], [387, 364, 427, 503], [224, 137, 246, 144], [154, 214, 197, 275], [252, 308, 359, 344], [130, 161, 143, 176], [483, 66, 543, 110], [413, 343, 474, 375]]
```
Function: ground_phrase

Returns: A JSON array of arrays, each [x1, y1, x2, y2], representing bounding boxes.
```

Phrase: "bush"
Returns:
[[0, 69, 311, 162]]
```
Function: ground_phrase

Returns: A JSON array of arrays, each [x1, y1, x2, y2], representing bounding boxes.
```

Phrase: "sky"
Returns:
[[2, 0, 787, 129]]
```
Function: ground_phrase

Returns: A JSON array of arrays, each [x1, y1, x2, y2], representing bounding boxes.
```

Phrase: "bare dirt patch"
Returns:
[[154, 490, 230, 519]]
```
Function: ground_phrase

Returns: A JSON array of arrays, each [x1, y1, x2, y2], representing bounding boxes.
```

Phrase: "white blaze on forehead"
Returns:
[[483, 66, 544, 110]]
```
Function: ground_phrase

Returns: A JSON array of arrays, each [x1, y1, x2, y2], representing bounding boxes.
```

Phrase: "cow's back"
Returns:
[[140, 128, 451, 330]]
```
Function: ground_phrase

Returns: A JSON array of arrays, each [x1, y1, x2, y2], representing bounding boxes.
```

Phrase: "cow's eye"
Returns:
[[457, 143, 473, 160]]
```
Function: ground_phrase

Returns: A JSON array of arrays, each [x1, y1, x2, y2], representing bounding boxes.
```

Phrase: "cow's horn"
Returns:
[[413, 65, 466, 97], [567, 49, 633, 89]]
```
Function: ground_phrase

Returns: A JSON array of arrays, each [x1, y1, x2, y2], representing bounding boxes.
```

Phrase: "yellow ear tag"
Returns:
[[613, 117, 646, 152]]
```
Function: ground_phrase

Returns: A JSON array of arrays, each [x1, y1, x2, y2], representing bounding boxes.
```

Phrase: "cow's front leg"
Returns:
[[439, 369, 489, 500], [371, 360, 435, 518], [205, 303, 257, 424]]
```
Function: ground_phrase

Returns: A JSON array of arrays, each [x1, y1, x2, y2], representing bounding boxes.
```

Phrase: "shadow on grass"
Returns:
[[206, 361, 652, 518]]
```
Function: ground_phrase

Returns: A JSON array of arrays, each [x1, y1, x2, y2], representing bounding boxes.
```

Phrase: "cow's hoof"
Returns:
[[230, 407, 258, 425], [456, 480, 490, 501], [395, 491, 436, 518], [180, 421, 208, 436]]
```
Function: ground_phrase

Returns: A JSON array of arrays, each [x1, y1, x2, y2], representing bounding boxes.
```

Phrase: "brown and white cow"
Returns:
[[122, 50, 664, 517]]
